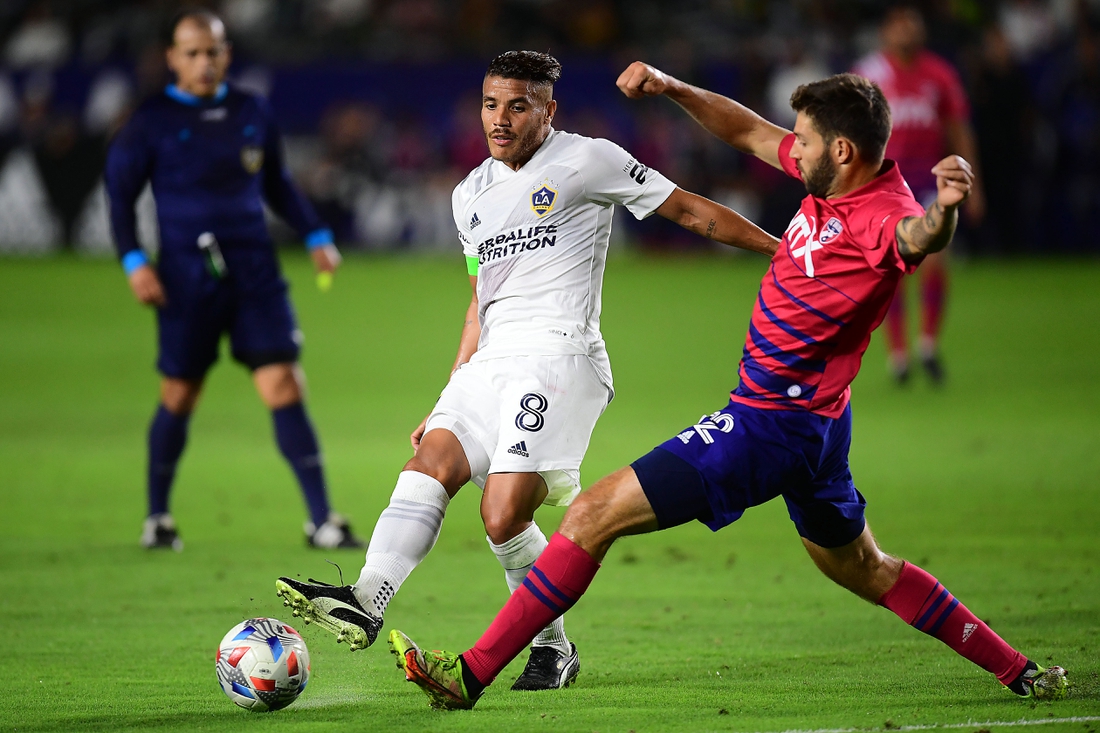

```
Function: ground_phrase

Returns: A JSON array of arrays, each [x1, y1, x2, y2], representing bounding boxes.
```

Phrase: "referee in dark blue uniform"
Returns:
[[106, 9, 362, 551]]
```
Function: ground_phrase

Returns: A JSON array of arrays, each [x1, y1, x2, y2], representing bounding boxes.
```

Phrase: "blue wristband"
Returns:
[[121, 250, 149, 276], [305, 229, 334, 250]]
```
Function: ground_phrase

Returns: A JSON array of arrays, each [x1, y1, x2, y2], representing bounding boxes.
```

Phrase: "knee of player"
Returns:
[[830, 547, 902, 599], [160, 377, 203, 414], [403, 455, 466, 493], [481, 511, 531, 545], [558, 492, 614, 546]]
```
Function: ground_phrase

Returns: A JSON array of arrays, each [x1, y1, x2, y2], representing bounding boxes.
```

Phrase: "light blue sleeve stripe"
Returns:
[[121, 250, 149, 276], [305, 229, 334, 249]]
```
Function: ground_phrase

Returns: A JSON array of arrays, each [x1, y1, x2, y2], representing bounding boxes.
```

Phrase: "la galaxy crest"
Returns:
[[240, 145, 264, 174], [530, 179, 557, 218]]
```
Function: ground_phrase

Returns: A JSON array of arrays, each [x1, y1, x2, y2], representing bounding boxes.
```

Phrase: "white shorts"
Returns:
[[424, 354, 611, 506]]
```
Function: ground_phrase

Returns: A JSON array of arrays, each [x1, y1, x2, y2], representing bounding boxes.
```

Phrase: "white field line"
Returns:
[[769, 717, 1100, 733]]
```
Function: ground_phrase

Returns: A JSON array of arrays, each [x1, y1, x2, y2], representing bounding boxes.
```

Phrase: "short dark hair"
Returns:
[[790, 73, 892, 163], [166, 8, 223, 46], [881, 2, 923, 26], [485, 51, 562, 90]]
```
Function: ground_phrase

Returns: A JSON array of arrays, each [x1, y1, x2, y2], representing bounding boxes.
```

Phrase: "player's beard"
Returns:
[[803, 154, 838, 198], [488, 123, 547, 167]]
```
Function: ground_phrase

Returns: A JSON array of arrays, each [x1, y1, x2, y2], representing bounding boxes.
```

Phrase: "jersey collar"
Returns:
[[165, 83, 228, 106], [834, 159, 906, 201]]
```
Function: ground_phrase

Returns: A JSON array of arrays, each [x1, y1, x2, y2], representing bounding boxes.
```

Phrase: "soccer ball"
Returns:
[[215, 617, 310, 712]]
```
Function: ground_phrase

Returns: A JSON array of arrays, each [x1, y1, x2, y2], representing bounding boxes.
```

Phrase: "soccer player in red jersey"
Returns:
[[383, 66, 1067, 709], [853, 5, 985, 384]]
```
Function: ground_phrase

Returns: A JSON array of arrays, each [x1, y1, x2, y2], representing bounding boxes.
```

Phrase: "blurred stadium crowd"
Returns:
[[0, 0, 1097, 254]]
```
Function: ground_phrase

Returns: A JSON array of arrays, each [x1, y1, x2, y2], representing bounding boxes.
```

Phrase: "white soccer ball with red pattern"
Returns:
[[215, 617, 310, 712]]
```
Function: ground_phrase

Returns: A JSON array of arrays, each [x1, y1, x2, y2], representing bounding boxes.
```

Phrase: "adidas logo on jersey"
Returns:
[[507, 441, 529, 458], [470, 212, 481, 229], [962, 622, 977, 643]]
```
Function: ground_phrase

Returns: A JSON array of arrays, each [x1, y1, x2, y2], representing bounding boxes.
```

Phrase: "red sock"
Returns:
[[920, 265, 947, 347], [878, 562, 1027, 684], [463, 533, 600, 685], [884, 280, 909, 361]]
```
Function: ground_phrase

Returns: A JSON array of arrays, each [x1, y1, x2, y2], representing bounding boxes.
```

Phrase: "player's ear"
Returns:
[[834, 137, 855, 165], [545, 99, 557, 124]]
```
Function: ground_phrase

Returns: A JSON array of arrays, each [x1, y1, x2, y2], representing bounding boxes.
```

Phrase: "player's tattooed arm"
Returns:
[[657, 187, 779, 256], [616, 61, 789, 171], [895, 155, 974, 264], [896, 201, 956, 263]]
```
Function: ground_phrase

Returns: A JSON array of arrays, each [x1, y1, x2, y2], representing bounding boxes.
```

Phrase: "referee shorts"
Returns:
[[155, 248, 301, 379]]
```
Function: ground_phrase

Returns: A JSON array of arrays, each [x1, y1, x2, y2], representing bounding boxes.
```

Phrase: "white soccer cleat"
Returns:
[[304, 513, 365, 549], [140, 513, 183, 551]]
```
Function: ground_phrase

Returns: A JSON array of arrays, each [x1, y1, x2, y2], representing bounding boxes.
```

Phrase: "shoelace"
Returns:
[[304, 559, 347, 589]]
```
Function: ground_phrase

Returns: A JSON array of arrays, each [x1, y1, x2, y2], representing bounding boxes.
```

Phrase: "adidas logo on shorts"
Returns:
[[507, 441, 529, 458]]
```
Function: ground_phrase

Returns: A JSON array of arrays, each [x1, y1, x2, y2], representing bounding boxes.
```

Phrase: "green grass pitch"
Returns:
[[2, 253, 1098, 732]]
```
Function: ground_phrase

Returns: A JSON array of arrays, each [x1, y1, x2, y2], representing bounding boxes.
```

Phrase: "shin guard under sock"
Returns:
[[488, 523, 571, 655], [463, 533, 599, 685], [878, 562, 1027, 685], [272, 402, 330, 527], [147, 404, 191, 516]]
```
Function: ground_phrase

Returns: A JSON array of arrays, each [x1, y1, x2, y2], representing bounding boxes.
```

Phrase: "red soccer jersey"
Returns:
[[730, 134, 926, 418], [853, 50, 970, 196]]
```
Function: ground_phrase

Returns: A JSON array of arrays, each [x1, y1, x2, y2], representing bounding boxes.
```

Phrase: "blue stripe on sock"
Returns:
[[529, 566, 573, 606], [522, 577, 565, 614], [914, 587, 950, 631], [927, 597, 959, 635]]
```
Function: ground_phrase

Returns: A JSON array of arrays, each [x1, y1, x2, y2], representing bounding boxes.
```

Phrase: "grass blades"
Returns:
[[1, 253, 1097, 732]]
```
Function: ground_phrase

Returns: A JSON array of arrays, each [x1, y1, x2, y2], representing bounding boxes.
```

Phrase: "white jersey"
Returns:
[[452, 128, 676, 391]]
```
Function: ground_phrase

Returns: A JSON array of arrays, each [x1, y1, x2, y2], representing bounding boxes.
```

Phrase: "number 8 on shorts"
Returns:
[[515, 392, 548, 432]]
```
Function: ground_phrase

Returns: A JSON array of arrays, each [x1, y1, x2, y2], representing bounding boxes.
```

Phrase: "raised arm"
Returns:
[[656, 188, 779, 256], [616, 61, 790, 170], [896, 155, 974, 263], [944, 119, 985, 224]]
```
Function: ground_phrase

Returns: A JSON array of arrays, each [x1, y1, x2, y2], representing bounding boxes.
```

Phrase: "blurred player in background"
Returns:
[[854, 4, 984, 384], [105, 9, 363, 551], [276, 50, 777, 692], [385, 64, 1066, 710]]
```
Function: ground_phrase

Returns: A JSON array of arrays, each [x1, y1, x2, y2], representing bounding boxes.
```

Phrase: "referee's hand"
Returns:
[[128, 265, 167, 308], [311, 243, 342, 275]]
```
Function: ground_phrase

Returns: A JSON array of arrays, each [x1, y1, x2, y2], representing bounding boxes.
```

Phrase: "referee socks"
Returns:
[[272, 402, 331, 528], [147, 404, 191, 517]]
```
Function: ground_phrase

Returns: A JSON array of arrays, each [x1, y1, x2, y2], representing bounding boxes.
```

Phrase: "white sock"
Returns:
[[488, 522, 571, 655], [353, 471, 449, 617]]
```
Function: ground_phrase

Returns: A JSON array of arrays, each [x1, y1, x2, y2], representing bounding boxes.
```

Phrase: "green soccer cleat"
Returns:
[[388, 629, 479, 710], [1016, 664, 1069, 700]]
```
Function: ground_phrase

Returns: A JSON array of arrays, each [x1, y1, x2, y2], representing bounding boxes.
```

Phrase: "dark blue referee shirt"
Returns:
[[106, 83, 331, 276]]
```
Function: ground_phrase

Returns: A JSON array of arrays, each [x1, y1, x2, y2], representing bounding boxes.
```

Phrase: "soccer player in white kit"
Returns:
[[276, 51, 778, 690]]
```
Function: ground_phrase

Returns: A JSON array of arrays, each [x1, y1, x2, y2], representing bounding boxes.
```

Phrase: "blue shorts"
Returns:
[[155, 248, 301, 379], [631, 400, 866, 548]]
